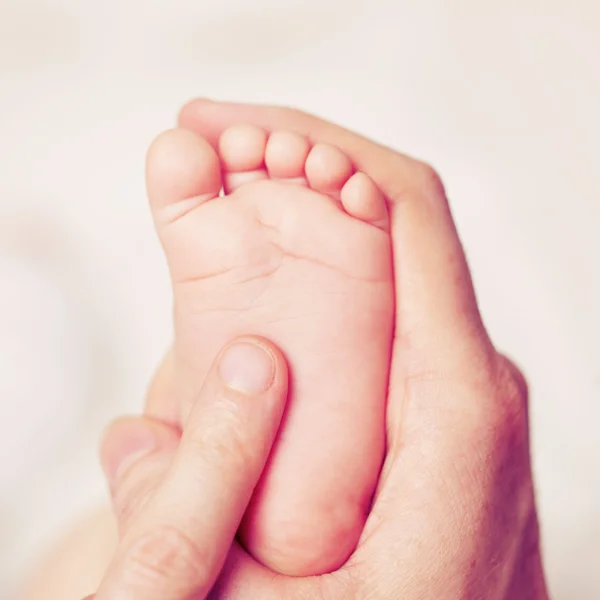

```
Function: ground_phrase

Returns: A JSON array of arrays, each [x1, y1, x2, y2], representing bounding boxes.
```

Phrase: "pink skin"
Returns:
[[46, 101, 548, 600], [93, 337, 290, 600], [145, 125, 394, 576]]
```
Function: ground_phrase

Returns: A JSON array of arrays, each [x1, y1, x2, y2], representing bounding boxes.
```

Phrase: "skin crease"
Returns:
[[86, 101, 550, 600]]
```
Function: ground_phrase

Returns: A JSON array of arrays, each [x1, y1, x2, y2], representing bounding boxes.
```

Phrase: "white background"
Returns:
[[0, 0, 599, 597]]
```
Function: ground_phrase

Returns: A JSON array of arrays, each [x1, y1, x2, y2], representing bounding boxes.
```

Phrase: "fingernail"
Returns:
[[102, 422, 158, 487], [219, 341, 275, 394]]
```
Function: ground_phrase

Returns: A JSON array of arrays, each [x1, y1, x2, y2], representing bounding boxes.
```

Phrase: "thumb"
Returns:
[[95, 336, 288, 600]]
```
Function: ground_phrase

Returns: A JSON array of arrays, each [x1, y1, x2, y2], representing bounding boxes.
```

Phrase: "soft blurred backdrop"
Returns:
[[0, 0, 598, 597]]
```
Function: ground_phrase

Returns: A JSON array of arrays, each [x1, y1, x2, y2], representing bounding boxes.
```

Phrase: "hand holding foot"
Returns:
[[92, 337, 288, 600], [113, 101, 547, 599]]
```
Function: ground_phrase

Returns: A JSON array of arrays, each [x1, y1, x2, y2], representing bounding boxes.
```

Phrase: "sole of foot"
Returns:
[[146, 124, 394, 576]]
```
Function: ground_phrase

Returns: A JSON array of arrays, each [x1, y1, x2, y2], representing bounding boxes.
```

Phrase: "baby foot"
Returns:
[[146, 125, 394, 576]]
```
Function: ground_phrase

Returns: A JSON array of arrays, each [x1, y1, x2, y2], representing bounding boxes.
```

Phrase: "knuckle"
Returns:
[[439, 354, 529, 451], [472, 356, 530, 457], [493, 356, 530, 431], [113, 461, 165, 530], [387, 158, 448, 209], [189, 399, 256, 471], [122, 525, 211, 595], [499, 355, 530, 407], [481, 359, 536, 514], [414, 160, 447, 199], [111, 453, 173, 529]]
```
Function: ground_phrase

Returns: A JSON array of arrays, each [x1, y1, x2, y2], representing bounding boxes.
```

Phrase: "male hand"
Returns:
[[100, 101, 550, 599]]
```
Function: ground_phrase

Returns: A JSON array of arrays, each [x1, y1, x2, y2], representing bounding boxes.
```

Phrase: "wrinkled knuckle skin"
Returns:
[[113, 476, 155, 532], [111, 457, 169, 532], [190, 399, 258, 472], [122, 525, 212, 595], [203, 431, 252, 474]]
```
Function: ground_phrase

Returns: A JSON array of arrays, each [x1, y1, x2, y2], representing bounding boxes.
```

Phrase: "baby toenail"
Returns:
[[219, 341, 275, 394]]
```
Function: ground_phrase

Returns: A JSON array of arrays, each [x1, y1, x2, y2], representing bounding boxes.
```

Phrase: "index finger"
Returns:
[[178, 99, 413, 185], [96, 337, 288, 600]]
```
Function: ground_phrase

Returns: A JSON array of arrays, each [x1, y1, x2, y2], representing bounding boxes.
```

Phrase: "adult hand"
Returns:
[[90, 337, 288, 600], [104, 100, 549, 599]]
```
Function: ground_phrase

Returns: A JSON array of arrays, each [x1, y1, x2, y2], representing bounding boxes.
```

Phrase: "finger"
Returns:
[[178, 99, 492, 419], [178, 99, 413, 183], [102, 418, 292, 600], [96, 337, 289, 600], [99, 416, 180, 534]]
